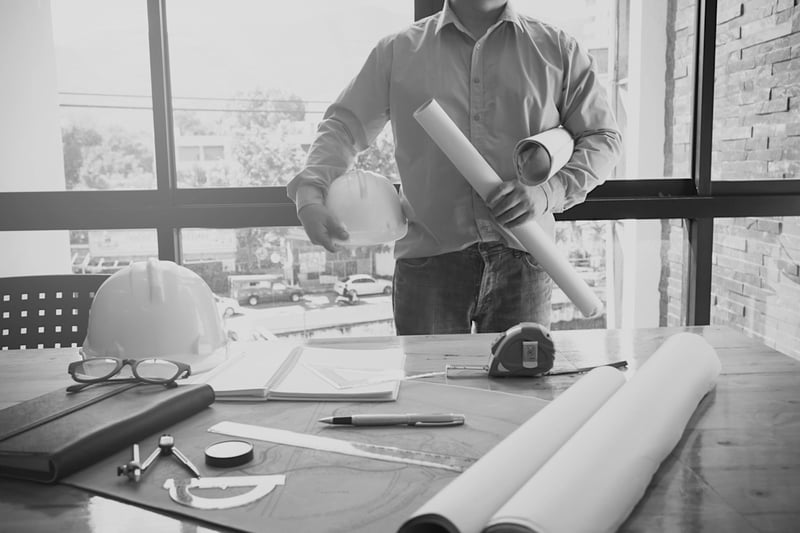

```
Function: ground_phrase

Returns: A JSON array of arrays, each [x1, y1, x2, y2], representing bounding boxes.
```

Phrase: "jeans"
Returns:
[[393, 242, 552, 335]]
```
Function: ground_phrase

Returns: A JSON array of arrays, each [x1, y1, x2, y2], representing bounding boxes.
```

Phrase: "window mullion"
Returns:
[[683, 0, 718, 326], [147, 0, 179, 261], [684, 217, 713, 326], [691, 0, 717, 195]]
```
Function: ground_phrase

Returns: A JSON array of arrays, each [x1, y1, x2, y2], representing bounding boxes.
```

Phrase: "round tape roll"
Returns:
[[204, 440, 254, 468]]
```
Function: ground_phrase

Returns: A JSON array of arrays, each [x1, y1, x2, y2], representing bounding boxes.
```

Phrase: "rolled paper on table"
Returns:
[[398, 366, 626, 533], [513, 127, 575, 186], [483, 332, 722, 533], [413, 99, 603, 317]]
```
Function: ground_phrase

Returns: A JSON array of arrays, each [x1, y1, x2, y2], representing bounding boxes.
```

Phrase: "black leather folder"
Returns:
[[0, 383, 215, 483]]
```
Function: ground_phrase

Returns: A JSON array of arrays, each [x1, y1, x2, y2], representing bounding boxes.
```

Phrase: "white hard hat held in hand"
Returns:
[[81, 258, 228, 374], [325, 169, 408, 246]]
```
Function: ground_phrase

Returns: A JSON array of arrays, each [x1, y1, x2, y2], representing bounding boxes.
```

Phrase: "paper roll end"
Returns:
[[516, 143, 552, 186], [397, 513, 460, 533], [413, 98, 436, 119], [580, 301, 605, 319]]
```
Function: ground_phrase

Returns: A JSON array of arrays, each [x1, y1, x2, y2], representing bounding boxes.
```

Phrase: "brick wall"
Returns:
[[664, 0, 800, 359]]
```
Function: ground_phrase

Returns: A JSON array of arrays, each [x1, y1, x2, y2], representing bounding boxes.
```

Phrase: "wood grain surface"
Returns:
[[1, 325, 798, 532]]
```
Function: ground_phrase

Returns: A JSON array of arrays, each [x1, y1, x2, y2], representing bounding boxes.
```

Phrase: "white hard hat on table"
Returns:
[[82, 258, 228, 374]]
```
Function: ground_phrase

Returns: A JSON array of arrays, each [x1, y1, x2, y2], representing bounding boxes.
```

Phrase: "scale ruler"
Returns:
[[208, 421, 475, 473]]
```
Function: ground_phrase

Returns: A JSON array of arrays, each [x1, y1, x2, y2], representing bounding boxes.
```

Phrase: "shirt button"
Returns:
[[473, 113, 480, 121], [473, 77, 480, 83]]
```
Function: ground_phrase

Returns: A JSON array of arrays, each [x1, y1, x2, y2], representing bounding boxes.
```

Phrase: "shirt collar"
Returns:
[[435, 1, 523, 35]]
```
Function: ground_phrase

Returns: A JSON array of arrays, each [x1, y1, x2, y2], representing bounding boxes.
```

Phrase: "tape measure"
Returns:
[[488, 322, 555, 377], [443, 322, 624, 378]]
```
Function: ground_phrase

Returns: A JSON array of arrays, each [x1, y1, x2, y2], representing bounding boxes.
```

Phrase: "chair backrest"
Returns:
[[0, 275, 109, 350]]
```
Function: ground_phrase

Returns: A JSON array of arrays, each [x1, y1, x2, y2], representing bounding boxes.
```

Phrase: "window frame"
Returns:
[[2, 0, 800, 326]]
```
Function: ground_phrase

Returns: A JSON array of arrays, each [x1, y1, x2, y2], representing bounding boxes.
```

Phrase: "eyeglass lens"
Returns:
[[71, 358, 182, 383], [71, 358, 123, 381], [134, 358, 182, 380]]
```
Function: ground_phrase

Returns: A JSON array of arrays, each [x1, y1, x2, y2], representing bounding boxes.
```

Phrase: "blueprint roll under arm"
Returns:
[[513, 127, 575, 186]]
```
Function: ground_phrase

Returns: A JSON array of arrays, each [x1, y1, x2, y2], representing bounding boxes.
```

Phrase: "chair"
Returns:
[[0, 275, 109, 350]]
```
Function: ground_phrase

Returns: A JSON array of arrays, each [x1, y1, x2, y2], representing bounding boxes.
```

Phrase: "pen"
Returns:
[[318, 413, 466, 427]]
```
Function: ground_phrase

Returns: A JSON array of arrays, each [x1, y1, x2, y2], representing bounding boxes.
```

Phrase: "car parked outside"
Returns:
[[101, 259, 131, 274], [214, 294, 243, 318], [83, 258, 132, 274], [333, 274, 392, 298], [238, 281, 304, 306]]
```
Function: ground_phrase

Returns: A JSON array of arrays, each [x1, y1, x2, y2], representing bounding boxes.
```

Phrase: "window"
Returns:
[[203, 146, 225, 161], [181, 219, 681, 338], [589, 48, 609, 74], [70, 229, 158, 274], [556, 219, 684, 330], [177, 146, 202, 162], [515, 0, 695, 179], [710, 4, 800, 181], [52, 0, 155, 191], [165, 0, 411, 188], [2, 1, 800, 357]]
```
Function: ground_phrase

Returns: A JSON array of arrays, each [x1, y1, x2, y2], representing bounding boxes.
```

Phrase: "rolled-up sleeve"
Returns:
[[287, 38, 393, 211], [543, 33, 623, 213]]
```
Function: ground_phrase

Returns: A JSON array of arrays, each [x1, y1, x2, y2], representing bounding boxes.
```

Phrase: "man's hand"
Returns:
[[485, 181, 548, 228], [297, 204, 349, 253], [398, 187, 416, 221]]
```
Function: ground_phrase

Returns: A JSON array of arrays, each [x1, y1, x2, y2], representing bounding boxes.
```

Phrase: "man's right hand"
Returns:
[[297, 204, 349, 253]]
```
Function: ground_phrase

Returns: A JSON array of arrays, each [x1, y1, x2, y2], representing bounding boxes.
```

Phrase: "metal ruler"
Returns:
[[208, 421, 474, 473]]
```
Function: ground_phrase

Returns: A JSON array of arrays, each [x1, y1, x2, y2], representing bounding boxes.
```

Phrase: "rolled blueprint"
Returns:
[[513, 128, 575, 186], [398, 366, 626, 533], [413, 99, 603, 317], [484, 332, 722, 533]]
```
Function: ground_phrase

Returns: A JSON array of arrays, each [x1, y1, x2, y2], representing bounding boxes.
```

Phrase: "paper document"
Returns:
[[195, 341, 406, 401], [399, 333, 721, 533]]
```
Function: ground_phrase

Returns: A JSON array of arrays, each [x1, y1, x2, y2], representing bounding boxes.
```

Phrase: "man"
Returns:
[[287, 0, 622, 335]]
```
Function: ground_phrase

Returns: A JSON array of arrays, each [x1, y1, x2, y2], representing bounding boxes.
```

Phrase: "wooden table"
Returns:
[[1, 326, 799, 532]]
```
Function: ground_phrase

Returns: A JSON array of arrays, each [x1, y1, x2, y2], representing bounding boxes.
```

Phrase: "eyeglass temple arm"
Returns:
[[68, 376, 187, 393]]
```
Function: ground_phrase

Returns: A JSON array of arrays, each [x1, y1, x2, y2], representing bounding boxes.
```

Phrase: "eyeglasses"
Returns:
[[67, 357, 191, 393]]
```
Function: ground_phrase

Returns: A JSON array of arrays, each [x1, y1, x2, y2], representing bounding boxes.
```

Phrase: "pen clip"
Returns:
[[409, 415, 465, 427]]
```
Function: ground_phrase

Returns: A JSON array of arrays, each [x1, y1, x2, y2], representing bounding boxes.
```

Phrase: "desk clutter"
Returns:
[[400, 332, 721, 533], [208, 420, 475, 472], [57, 379, 547, 532], [0, 331, 720, 532]]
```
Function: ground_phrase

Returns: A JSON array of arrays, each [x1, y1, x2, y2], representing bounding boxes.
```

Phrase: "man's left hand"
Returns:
[[485, 181, 548, 227]]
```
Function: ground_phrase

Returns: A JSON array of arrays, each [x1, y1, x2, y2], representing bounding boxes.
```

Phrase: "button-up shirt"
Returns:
[[288, 1, 622, 259]]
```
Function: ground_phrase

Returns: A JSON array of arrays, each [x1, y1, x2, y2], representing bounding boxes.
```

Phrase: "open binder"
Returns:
[[195, 340, 405, 401]]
